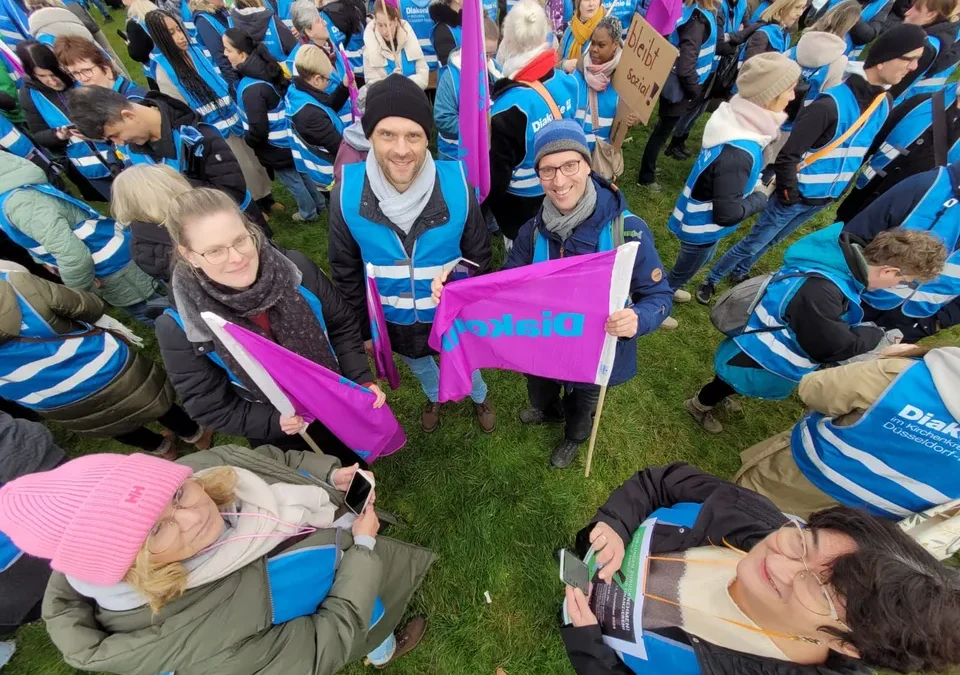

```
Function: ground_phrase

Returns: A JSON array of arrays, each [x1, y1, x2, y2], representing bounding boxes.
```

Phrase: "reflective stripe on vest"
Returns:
[[285, 42, 353, 124], [29, 89, 114, 179], [236, 77, 291, 147], [575, 72, 619, 150], [0, 0, 30, 43], [0, 115, 36, 158], [792, 359, 959, 519], [285, 82, 344, 189], [668, 140, 763, 245], [180, 0, 197, 37], [491, 72, 580, 198], [153, 46, 242, 138], [341, 161, 468, 325], [796, 83, 889, 200], [193, 10, 228, 42], [671, 4, 717, 84], [0, 184, 132, 278], [862, 167, 960, 317], [0, 271, 129, 409]]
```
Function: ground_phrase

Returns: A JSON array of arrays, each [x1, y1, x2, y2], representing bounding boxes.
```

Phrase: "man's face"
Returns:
[[538, 150, 590, 214], [875, 48, 924, 85], [102, 108, 151, 145], [371, 116, 429, 192]]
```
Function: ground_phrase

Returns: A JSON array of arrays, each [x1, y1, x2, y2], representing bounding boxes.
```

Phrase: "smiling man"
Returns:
[[328, 74, 495, 434]]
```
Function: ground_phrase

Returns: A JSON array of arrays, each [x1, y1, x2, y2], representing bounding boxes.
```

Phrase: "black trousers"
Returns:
[[252, 419, 369, 470], [113, 404, 200, 452], [638, 112, 682, 185], [696, 375, 736, 408], [526, 375, 601, 443]]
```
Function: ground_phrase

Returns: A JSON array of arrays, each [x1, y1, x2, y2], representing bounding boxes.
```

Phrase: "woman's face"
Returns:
[[589, 26, 617, 64], [737, 524, 857, 643], [782, 1, 805, 25], [374, 10, 398, 41], [222, 36, 246, 67], [146, 478, 225, 566], [64, 58, 115, 88], [180, 211, 260, 289], [33, 66, 65, 90], [164, 15, 190, 52], [579, 0, 601, 21], [766, 80, 797, 112], [305, 16, 330, 44]]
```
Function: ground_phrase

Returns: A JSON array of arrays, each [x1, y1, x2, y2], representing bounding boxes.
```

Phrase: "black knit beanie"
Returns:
[[361, 74, 435, 139], [863, 24, 928, 69]]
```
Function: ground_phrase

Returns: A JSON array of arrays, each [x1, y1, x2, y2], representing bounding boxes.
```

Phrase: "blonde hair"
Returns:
[[111, 164, 192, 226], [166, 187, 263, 261], [761, 0, 806, 24], [294, 43, 333, 79], [188, 0, 219, 14], [807, 0, 861, 36], [687, 0, 719, 13], [24, 0, 66, 10], [127, 0, 158, 23], [499, 0, 550, 62], [124, 467, 238, 614]]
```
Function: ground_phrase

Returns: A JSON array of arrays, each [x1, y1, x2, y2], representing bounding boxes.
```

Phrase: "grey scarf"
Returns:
[[541, 178, 597, 242], [365, 150, 436, 234]]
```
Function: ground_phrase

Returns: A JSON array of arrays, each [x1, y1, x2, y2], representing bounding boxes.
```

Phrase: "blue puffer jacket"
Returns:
[[504, 175, 673, 386]]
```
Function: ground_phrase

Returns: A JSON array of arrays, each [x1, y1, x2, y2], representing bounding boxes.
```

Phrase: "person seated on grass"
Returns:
[[561, 462, 960, 675], [0, 445, 434, 674], [684, 223, 947, 435]]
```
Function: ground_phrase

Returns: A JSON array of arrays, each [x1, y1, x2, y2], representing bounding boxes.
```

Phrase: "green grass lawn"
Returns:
[[6, 13, 958, 675]]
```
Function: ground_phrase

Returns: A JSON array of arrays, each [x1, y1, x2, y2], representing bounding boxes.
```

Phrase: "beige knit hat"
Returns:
[[736, 52, 802, 107]]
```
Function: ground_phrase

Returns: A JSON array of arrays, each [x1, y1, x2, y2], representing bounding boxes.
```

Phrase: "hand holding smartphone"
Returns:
[[443, 258, 481, 285], [559, 548, 590, 595], [344, 470, 375, 515]]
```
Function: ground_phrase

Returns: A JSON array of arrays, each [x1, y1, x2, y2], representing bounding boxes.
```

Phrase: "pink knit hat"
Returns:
[[0, 453, 193, 585]]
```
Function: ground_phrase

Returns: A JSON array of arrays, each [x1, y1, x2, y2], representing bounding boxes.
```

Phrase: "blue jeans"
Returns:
[[400, 355, 487, 403], [705, 200, 827, 285], [121, 292, 168, 328], [667, 241, 718, 290], [275, 167, 325, 220]]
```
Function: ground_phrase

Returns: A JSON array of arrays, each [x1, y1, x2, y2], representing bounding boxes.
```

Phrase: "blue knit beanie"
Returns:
[[534, 119, 591, 169]]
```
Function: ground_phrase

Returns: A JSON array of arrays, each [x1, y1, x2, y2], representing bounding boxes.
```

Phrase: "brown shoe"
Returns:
[[184, 427, 214, 450], [421, 402, 441, 433], [377, 617, 426, 667], [474, 400, 496, 433]]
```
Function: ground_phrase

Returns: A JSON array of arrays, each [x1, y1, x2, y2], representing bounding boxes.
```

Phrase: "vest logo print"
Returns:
[[124, 485, 147, 505], [441, 312, 585, 351], [531, 99, 573, 134], [896, 405, 960, 438]]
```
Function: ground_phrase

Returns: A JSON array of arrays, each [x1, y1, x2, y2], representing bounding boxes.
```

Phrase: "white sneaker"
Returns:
[[673, 289, 692, 303], [660, 316, 679, 330]]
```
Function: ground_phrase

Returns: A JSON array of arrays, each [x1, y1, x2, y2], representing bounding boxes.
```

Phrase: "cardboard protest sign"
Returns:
[[611, 13, 678, 135]]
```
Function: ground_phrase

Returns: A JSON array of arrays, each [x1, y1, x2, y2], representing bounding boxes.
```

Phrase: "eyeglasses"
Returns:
[[67, 65, 99, 80], [775, 521, 846, 624], [193, 233, 257, 265], [146, 478, 206, 555], [537, 159, 582, 181]]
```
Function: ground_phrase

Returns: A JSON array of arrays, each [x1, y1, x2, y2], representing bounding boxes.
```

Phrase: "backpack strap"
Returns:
[[527, 80, 562, 120], [797, 93, 888, 170], [739, 271, 821, 336], [933, 88, 949, 168]]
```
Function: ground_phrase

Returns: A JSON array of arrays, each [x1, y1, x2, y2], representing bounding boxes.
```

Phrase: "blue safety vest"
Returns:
[[755, 23, 789, 55], [782, 46, 831, 132], [859, 87, 960, 188], [720, 0, 746, 34], [436, 57, 500, 160], [863, 167, 960, 318], [0, 184, 132, 279], [432, 22, 462, 63], [113, 75, 147, 101], [749, 0, 770, 21], [178, 0, 197, 38], [668, 140, 763, 245], [532, 212, 624, 262], [0, 531, 22, 574], [193, 9, 229, 45], [29, 89, 116, 180], [0, 0, 30, 43], [153, 46, 243, 138], [0, 271, 129, 410], [792, 358, 960, 519], [285, 81, 344, 189], [894, 28, 960, 105], [491, 71, 580, 198], [671, 4, 717, 85], [558, 24, 591, 61], [400, 0, 437, 70], [341, 161, 468, 325], [228, 12, 288, 62], [275, 0, 294, 26], [236, 77, 291, 148], [796, 83, 889, 200], [561, 0, 641, 29], [482, 0, 498, 22], [840, 0, 891, 58], [287, 40, 353, 126], [384, 44, 420, 78], [574, 72, 620, 151], [0, 115, 37, 159]]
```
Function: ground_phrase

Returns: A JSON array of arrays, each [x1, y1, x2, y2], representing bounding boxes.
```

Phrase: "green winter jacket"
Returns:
[[42, 444, 436, 675], [0, 153, 156, 308], [0, 59, 24, 125]]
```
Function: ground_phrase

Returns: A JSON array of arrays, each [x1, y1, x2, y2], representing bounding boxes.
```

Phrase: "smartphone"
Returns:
[[559, 548, 589, 595], [344, 470, 374, 515], [116, 28, 128, 41], [444, 258, 480, 285]]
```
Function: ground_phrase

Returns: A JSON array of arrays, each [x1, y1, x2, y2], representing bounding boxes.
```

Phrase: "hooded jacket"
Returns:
[[321, 0, 366, 48], [236, 49, 295, 170], [504, 175, 673, 385], [289, 76, 348, 157], [128, 219, 175, 284], [890, 18, 960, 102], [42, 444, 435, 675], [18, 77, 71, 153], [0, 153, 156, 308], [362, 20, 429, 89], [334, 121, 370, 182], [793, 31, 848, 93], [228, 5, 297, 57], [429, 2, 462, 67], [194, 7, 238, 90], [27, 7, 94, 43]]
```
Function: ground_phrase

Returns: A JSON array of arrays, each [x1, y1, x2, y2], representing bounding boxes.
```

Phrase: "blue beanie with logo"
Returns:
[[534, 119, 592, 169]]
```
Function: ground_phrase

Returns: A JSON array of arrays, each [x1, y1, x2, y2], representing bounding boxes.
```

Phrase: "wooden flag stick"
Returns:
[[299, 429, 324, 454], [583, 384, 609, 478]]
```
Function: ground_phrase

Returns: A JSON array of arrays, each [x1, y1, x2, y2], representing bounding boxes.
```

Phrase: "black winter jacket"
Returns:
[[19, 78, 71, 152], [429, 2, 462, 67], [773, 74, 888, 206], [124, 18, 154, 67], [691, 144, 768, 226], [289, 77, 348, 158], [236, 48, 295, 170], [321, 0, 367, 48], [562, 463, 870, 675], [665, 7, 711, 116], [156, 249, 373, 443], [802, 0, 892, 51], [129, 220, 174, 284], [228, 5, 297, 56], [194, 9, 238, 91], [328, 167, 492, 359], [836, 91, 960, 222], [890, 19, 960, 103]]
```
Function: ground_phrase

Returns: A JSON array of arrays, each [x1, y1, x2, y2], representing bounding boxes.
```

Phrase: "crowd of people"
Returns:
[[1, 0, 960, 670]]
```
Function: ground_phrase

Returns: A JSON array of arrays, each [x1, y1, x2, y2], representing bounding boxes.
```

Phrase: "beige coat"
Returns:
[[735, 357, 914, 518], [362, 19, 429, 90]]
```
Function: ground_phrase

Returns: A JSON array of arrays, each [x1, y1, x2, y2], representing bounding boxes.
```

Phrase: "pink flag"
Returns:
[[365, 264, 402, 390], [643, 0, 683, 36], [427, 244, 639, 403], [458, 0, 491, 201], [205, 315, 405, 462], [338, 44, 360, 120]]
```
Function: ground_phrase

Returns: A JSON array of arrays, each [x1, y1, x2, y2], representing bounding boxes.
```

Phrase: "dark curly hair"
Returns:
[[809, 506, 960, 673]]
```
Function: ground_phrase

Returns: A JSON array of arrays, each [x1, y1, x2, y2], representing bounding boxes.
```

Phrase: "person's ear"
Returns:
[[120, 108, 136, 122], [179, 245, 200, 268]]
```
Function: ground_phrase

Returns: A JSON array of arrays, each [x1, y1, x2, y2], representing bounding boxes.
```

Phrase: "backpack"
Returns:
[[783, 71, 813, 123], [709, 272, 814, 336]]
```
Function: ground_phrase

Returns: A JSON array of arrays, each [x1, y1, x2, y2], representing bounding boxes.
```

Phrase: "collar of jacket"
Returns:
[[126, 99, 178, 160], [533, 173, 626, 249], [844, 73, 888, 107], [292, 75, 333, 104], [428, 2, 462, 27], [357, 170, 451, 248], [691, 634, 870, 675]]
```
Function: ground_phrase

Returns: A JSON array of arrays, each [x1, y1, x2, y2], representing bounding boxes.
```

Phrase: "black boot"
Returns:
[[550, 438, 583, 469]]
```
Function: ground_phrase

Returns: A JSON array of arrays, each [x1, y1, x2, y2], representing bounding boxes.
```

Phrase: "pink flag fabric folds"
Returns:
[[458, 0, 491, 201], [644, 0, 684, 36], [427, 243, 639, 403], [216, 319, 405, 462], [365, 264, 402, 390], [338, 45, 361, 120]]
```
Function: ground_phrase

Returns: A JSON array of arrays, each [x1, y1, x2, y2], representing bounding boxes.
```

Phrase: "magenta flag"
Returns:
[[220, 320, 405, 462], [365, 264, 402, 390], [338, 45, 360, 120], [643, 0, 683, 36], [458, 0, 490, 201], [427, 244, 639, 402]]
